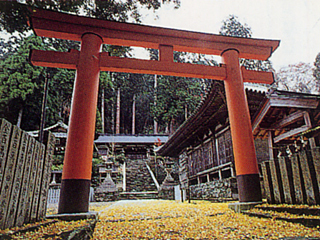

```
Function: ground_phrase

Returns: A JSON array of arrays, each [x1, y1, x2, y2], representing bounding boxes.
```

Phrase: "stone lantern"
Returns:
[[159, 158, 176, 199], [95, 158, 117, 201]]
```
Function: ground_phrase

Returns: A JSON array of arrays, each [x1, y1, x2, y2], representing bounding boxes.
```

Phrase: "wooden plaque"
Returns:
[[0, 126, 21, 229], [24, 140, 41, 223], [311, 148, 320, 197], [261, 162, 273, 203], [269, 161, 281, 203], [291, 154, 304, 204], [299, 151, 316, 205], [5, 132, 29, 229], [278, 156, 293, 204], [30, 142, 45, 221], [0, 119, 12, 190], [15, 137, 36, 227], [38, 132, 56, 219]]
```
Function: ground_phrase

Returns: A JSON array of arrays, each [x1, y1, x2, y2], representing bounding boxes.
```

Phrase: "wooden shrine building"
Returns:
[[94, 135, 168, 160], [158, 84, 320, 202], [27, 120, 68, 154]]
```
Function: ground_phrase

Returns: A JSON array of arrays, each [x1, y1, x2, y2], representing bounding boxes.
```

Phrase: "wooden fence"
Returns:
[[0, 119, 55, 230], [261, 148, 320, 205]]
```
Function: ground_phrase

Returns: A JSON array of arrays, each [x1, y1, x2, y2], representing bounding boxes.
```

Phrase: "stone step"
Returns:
[[125, 159, 158, 193], [119, 191, 158, 200]]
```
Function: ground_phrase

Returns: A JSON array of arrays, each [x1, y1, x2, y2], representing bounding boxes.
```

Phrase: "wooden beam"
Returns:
[[274, 112, 312, 143], [30, 49, 274, 83], [29, 8, 280, 61], [252, 99, 271, 133], [269, 97, 319, 109], [30, 49, 78, 69], [271, 110, 305, 129]]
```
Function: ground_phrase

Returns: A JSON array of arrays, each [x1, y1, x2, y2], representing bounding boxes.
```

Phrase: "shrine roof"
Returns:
[[29, 8, 279, 60], [157, 81, 267, 157], [27, 120, 68, 138], [252, 89, 320, 141], [94, 135, 168, 145], [158, 87, 320, 157]]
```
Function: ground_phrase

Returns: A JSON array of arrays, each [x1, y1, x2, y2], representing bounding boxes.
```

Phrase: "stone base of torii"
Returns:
[[28, 7, 279, 214]]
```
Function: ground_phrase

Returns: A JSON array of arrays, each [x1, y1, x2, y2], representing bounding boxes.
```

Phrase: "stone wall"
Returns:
[[189, 177, 238, 201]]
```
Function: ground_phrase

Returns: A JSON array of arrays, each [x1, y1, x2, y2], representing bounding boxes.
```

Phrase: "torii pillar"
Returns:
[[58, 33, 102, 213], [222, 49, 261, 202], [29, 8, 279, 213]]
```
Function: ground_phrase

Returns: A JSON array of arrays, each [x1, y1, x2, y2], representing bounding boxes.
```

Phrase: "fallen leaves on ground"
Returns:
[[248, 207, 320, 219], [259, 203, 320, 209], [1, 219, 91, 239], [92, 200, 320, 239]]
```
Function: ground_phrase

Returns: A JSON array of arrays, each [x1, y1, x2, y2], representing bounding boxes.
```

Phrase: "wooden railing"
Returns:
[[0, 119, 55, 230], [261, 148, 320, 205]]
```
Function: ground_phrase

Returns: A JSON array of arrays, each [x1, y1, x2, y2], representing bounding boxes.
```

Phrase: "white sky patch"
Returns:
[[139, 0, 320, 71]]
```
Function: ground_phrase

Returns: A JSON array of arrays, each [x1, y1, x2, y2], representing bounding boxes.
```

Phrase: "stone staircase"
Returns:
[[121, 159, 158, 199]]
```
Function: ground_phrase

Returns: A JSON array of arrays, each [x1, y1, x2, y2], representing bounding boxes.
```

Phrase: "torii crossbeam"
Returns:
[[29, 8, 279, 213]]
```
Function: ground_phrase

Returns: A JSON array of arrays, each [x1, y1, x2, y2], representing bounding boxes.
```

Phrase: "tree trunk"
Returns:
[[16, 108, 23, 128], [185, 104, 188, 121], [132, 94, 136, 135], [165, 121, 169, 134], [154, 74, 158, 134], [101, 89, 105, 134], [39, 73, 49, 143], [170, 118, 175, 134], [116, 88, 121, 134]]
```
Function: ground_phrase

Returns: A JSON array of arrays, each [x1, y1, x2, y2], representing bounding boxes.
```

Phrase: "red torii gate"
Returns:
[[29, 8, 279, 213]]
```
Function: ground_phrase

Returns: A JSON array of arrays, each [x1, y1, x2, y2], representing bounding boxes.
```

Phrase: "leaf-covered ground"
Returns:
[[92, 200, 320, 239], [2, 200, 320, 239]]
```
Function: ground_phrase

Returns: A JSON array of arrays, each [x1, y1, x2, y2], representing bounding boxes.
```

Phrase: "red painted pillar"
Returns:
[[222, 49, 262, 202], [58, 33, 102, 213]]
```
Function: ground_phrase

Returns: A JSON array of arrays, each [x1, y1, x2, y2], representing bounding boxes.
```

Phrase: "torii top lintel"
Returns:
[[29, 8, 280, 83]]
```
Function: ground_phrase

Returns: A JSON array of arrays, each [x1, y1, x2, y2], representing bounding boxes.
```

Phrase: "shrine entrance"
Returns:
[[29, 8, 279, 213]]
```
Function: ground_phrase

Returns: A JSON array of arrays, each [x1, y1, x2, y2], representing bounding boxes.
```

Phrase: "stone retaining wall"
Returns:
[[190, 178, 238, 201]]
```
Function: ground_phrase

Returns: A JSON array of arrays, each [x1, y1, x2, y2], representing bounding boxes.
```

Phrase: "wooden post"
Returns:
[[291, 154, 304, 204], [268, 131, 275, 160], [299, 151, 317, 205], [269, 160, 282, 203], [279, 156, 293, 204], [15, 137, 36, 227], [58, 33, 102, 214], [0, 126, 22, 229], [222, 49, 261, 202], [261, 162, 274, 203]]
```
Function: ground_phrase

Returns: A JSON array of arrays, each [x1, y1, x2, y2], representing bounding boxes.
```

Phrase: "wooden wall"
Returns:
[[0, 119, 55, 230], [188, 129, 234, 177], [261, 148, 320, 205]]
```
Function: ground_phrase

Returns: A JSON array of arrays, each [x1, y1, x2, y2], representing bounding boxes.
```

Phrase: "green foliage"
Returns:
[[219, 15, 273, 72], [219, 15, 252, 38], [0, 0, 180, 34], [91, 157, 105, 188], [0, 34, 45, 126], [0, 0, 184, 133], [151, 75, 203, 133], [51, 164, 63, 171]]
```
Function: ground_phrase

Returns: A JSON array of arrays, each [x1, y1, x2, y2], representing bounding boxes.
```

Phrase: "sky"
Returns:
[[138, 0, 320, 71]]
